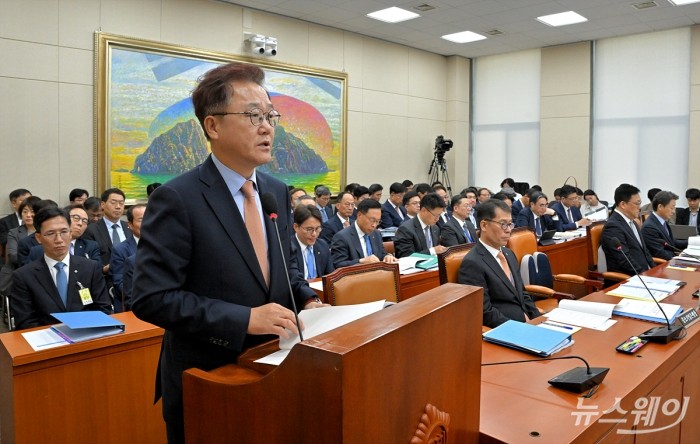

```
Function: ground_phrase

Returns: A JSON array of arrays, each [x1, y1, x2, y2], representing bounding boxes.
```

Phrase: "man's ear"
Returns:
[[203, 116, 219, 140]]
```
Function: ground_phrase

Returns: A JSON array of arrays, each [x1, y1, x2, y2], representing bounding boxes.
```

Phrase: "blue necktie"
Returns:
[[364, 234, 373, 257], [305, 246, 316, 279], [319, 206, 328, 223], [463, 223, 473, 243], [424, 226, 433, 248], [55, 262, 68, 307], [535, 217, 542, 236]]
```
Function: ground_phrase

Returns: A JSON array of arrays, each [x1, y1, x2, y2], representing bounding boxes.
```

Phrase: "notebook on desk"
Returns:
[[670, 224, 698, 240]]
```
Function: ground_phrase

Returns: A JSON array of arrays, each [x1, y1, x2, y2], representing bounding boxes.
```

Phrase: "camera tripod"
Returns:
[[428, 152, 453, 198]]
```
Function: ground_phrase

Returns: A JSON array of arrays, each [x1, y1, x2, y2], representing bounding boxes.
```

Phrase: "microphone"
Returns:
[[483, 355, 609, 393], [610, 237, 683, 343], [664, 242, 700, 262], [260, 192, 304, 342]]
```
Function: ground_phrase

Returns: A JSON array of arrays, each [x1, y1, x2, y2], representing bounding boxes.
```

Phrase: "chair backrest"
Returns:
[[322, 262, 400, 305], [437, 243, 475, 284], [505, 227, 537, 264], [519, 252, 554, 289], [383, 241, 395, 255], [586, 221, 606, 269]]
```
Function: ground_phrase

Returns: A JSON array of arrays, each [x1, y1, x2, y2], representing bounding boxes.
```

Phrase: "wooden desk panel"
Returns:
[[0, 312, 166, 444], [538, 237, 588, 276], [312, 269, 440, 303], [480, 264, 700, 443]]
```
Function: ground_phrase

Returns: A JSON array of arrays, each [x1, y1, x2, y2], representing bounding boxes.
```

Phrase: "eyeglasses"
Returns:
[[41, 229, 71, 240], [211, 108, 281, 127], [426, 208, 443, 220], [70, 214, 89, 225], [301, 226, 323, 235], [485, 219, 515, 231]]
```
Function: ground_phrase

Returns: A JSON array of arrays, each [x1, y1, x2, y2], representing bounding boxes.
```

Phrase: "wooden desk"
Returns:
[[312, 269, 440, 303], [538, 237, 588, 276], [0, 312, 166, 444], [480, 264, 700, 443]]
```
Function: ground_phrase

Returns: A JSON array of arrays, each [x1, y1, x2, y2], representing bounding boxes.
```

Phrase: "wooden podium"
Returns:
[[183, 283, 483, 443]]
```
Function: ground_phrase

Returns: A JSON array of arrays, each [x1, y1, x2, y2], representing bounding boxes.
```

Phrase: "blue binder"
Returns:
[[483, 320, 572, 357]]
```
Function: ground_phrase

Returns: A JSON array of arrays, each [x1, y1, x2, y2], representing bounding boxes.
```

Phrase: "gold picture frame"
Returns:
[[95, 32, 347, 202]]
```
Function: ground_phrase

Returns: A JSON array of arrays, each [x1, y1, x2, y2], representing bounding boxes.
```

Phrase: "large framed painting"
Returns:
[[95, 32, 347, 203]]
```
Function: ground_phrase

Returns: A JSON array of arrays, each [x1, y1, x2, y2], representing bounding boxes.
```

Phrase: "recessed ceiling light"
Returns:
[[367, 7, 420, 23], [536, 11, 588, 27], [668, 0, 700, 5], [441, 31, 487, 44]]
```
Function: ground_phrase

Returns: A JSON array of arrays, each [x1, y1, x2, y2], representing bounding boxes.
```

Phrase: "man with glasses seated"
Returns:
[[11, 207, 111, 330], [291, 204, 334, 279], [551, 184, 591, 231], [319, 191, 355, 244], [458, 199, 540, 328], [393, 193, 447, 258], [27, 205, 101, 263], [109, 204, 146, 312], [331, 198, 398, 268], [402, 191, 421, 220], [601, 183, 655, 276], [515, 191, 562, 234]]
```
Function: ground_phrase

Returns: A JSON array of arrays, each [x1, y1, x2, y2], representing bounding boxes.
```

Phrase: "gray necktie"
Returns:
[[629, 220, 642, 245], [111, 223, 121, 245], [424, 226, 433, 248]]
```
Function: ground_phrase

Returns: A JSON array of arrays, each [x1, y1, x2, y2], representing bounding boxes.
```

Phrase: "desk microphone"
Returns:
[[611, 237, 683, 343], [483, 355, 609, 393], [663, 242, 700, 262], [261, 192, 303, 342]]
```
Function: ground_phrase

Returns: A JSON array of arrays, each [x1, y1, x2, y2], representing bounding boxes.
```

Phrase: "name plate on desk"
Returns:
[[678, 307, 699, 328]]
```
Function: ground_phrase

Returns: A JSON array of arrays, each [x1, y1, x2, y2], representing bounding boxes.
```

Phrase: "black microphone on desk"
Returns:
[[610, 237, 684, 343], [664, 242, 700, 262], [260, 192, 303, 342], [483, 355, 609, 394]]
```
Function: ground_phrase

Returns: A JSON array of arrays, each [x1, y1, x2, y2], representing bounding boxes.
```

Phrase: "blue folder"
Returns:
[[50, 311, 125, 343], [483, 320, 572, 357]]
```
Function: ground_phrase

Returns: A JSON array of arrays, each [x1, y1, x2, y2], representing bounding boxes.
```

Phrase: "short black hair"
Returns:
[[352, 186, 369, 199], [413, 183, 433, 195], [451, 194, 467, 209], [652, 191, 679, 211], [34, 207, 70, 233], [146, 183, 162, 196], [344, 183, 360, 194], [492, 192, 513, 203], [290, 187, 306, 196], [294, 204, 323, 225], [531, 185, 542, 192], [613, 183, 641, 205], [314, 186, 331, 197], [553, 188, 562, 198], [389, 182, 406, 194], [402, 191, 419, 206], [83, 196, 101, 212], [583, 189, 597, 198], [560, 185, 577, 198], [357, 197, 381, 214], [420, 193, 447, 211], [69, 188, 89, 201], [647, 188, 661, 201], [126, 203, 147, 223], [101, 188, 125, 202], [529, 192, 548, 205], [18, 196, 43, 216], [475, 199, 510, 226], [501, 178, 515, 188], [368, 183, 383, 195], [401, 179, 413, 188], [685, 188, 700, 200], [9, 189, 31, 201]]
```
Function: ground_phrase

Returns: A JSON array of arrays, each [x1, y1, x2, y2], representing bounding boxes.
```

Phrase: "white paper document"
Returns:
[[397, 257, 432, 274], [307, 280, 324, 292], [606, 285, 670, 302], [544, 299, 617, 331], [255, 300, 386, 366], [21, 328, 70, 351]]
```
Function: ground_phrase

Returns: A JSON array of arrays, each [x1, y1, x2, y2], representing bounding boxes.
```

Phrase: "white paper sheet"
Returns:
[[21, 328, 70, 351]]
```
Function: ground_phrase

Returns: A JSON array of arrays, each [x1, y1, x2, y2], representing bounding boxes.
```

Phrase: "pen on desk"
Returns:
[[543, 321, 574, 330]]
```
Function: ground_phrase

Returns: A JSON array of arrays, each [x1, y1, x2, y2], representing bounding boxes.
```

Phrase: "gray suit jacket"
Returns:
[[330, 224, 386, 268], [440, 216, 477, 247], [393, 216, 441, 258]]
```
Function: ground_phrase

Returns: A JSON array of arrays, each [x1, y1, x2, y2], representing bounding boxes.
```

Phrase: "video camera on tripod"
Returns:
[[429, 135, 454, 197], [434, 135, 453, 159]]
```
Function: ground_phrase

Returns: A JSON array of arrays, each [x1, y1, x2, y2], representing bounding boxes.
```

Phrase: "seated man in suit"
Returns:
[[551, 185, 592, 230], [402, 191, 420, 219], [28, 205, 101, 263], [510, 189, 531, 222], [110, 204, 146, 312], [121, 253, 137, 310], [368, 183, 383, 202], [380, 182, 407, 229], [0, 188, 32, 265], [676, 187, 700, 230], [11, 206, 111, 330], [393, 193, 447, 258], [331, 198, 398, 268], [458, 199, 540, 328], [601, 183, 655, 275], [432, 185, 451, 228], [642, 191, 686, 260], [289, 188, 307, 210], [313, 185, 333, 224], [320, 191, 355, 244], [291, 204, 334, 279], [441, 194, 478, 247], [516, 191, 562, 235]]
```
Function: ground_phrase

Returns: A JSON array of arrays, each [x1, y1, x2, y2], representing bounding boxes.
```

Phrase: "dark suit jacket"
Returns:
[[330, 224, 386, 268], [380, 200, 407, 229], [320, 213, 352, 244], [291, 237, 334, 278], [516, 208, 562, 233], [109, 236, 138, 311], [458, 241, 540, 328], [130, 156, 315, 440], [83, 218, 133, 266], [11, 255, 111, 330], [440, 216, 477, 247], [511, 199, 524, 222], [393, 217, 441, 258], [601, 211, 655, 275], [121, 254, 136, 311], [551, 202, 583, 231], [0, 213, 20, 248], [28, 238, 101, 263], [675, 208, 700, 230], [17, 233, 39, 266], [316, 204, 334, 223], [641, 214, 681, 261]]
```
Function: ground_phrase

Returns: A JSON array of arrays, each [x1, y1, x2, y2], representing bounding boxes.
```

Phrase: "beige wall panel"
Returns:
[[161, 0, 242, 54], [59, 0, 101, 49], [446, 120, 470, 191], [59, 47, 93, 85], [307, 25, 345, 72], [408, 96, 444, 121], [363, 90, 408, 117], [347, 86, 362, 112], [691, 26, 700, 85], [540, 117, 590, 194], [408, 49, 447, 101], [58, 83, 94, 205], [362, 39, 409, 95], [342, 32, 364, 89], [541, 94, 590, 119], [406, 117, 448, 185], [0, 0, 58, 44], [446, 56, 470, 103], [344, 110, 363, 186], [100, 0, 163, 42], [691, 26, 700, 185], [0, 39, 58, 82], [356, 114, 410, 186], [541, 41, 591, 97], [690, 112, 700, 185]]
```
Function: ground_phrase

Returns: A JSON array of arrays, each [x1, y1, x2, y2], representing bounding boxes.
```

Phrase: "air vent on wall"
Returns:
[[632, 1, 658, 9]]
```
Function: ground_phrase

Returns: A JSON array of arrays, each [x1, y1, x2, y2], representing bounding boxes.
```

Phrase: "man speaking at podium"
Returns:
[[132, 62, 321, 444]]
